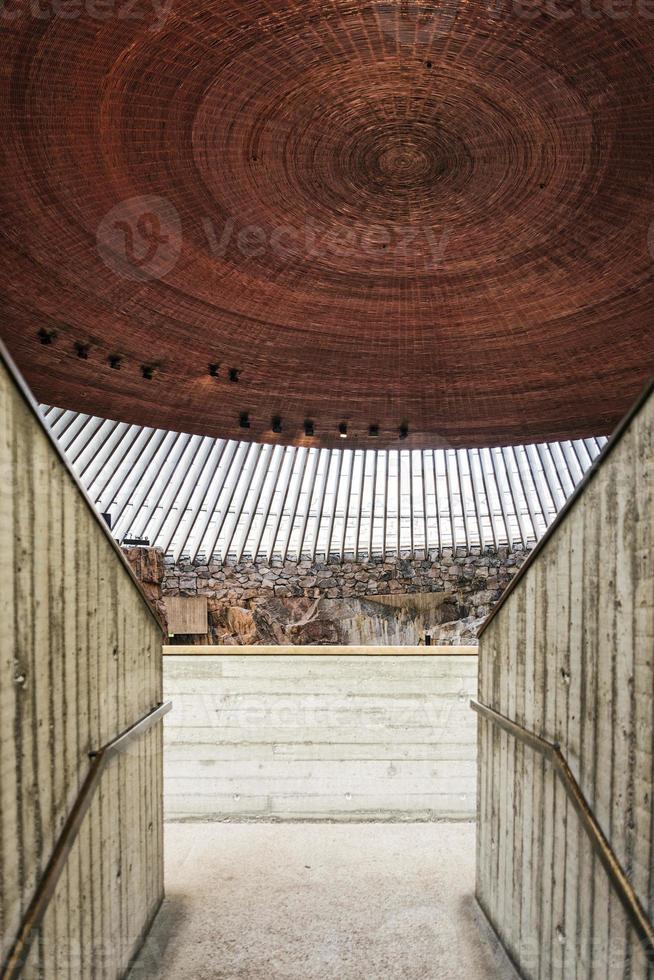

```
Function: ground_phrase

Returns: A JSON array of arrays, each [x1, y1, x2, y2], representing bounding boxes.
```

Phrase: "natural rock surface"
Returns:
[[123, 546, 530, 646], [432, 616, 488, 646], [122, 546, 168, 630]]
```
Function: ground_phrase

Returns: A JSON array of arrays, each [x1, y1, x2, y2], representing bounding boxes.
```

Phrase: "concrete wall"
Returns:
[[0, 350, 165, 979], [164, 649, 478, 821], [476, 383, 654, 978]]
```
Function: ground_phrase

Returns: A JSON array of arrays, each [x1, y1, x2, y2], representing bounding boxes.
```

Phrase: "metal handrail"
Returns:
[[1, 701, 172, 980], [471, 699, 654, 961]]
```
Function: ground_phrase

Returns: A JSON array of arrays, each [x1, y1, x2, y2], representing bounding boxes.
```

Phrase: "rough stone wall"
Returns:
[[122, 546, 531, 646], [163, 548, 527, 610]]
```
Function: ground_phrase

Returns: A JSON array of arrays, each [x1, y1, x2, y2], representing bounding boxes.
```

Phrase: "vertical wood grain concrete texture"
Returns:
[[0, 355, 164, 979], [476, 386, 654, 979], [164, 653, 478, 820]]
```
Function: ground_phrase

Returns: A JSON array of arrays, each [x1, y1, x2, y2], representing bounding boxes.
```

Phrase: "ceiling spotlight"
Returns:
[[304, 419, 315, 437], [229, 368, 241, 383], [368, 424, 379, 437], [399, 423, 409, 440], [239, 412, 250, 429], [208, 362, 220, 378], [339, 423, 348, 439], [37, 328, 56, 345], [272, 416, 282, 433]]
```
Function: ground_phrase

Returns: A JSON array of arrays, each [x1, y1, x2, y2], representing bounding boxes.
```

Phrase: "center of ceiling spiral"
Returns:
[[378, 143, 430, 179]]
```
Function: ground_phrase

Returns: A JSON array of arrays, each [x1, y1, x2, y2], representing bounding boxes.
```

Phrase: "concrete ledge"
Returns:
[[163, 644, 478, 656]]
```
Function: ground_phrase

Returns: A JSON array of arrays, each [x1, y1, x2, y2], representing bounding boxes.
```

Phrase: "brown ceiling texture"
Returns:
[[1, 1, 653, 449]]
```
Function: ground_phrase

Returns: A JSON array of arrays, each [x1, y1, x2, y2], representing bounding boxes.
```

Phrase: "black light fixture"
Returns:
[[141, 365, 155, 380], [304, 419, 315, 437], [37, 328, 56, 345], [208, 362, 220, 378], [229, 368, 241, 383], [239, 412, 250, 428], [74, 342, 90, 359], [338, 422, 348, 439], [108, 354, 123, 370], [399, 423, 409, 440], [272, 416, 282, 433], [368, 424, 379, 437]]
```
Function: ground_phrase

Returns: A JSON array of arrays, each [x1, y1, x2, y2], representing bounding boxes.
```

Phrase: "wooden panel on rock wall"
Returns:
[[475, 380, 654, 979], [165, 596, 208, 635], [0, 344, 165, 979]]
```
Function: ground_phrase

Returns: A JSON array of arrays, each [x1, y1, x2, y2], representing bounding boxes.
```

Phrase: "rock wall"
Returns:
[[123, 546, 531, 646], [122, 545, 168, 629]]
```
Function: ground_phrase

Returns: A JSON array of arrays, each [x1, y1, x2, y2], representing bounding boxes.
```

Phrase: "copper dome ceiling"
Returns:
[[0, 1, 653, 449]]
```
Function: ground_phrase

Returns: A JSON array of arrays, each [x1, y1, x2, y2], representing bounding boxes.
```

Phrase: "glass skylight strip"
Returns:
[[41, 405, 605, 563]]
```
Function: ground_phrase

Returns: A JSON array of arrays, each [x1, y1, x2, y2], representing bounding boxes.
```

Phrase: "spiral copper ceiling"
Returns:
[[0, 0, 653, 448]]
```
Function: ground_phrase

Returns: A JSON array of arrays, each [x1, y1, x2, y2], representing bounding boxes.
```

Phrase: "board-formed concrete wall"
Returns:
[[476, 382, 653, 979], [0, 349, 165, 979], [164, 650, 477, 821]]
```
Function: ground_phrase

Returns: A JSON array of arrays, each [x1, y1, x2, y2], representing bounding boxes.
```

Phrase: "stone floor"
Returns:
[[129, 822, 517, 980]]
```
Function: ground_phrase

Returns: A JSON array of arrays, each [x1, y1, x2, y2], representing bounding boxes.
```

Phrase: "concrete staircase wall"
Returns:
[[476, 381, 654, 978]]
